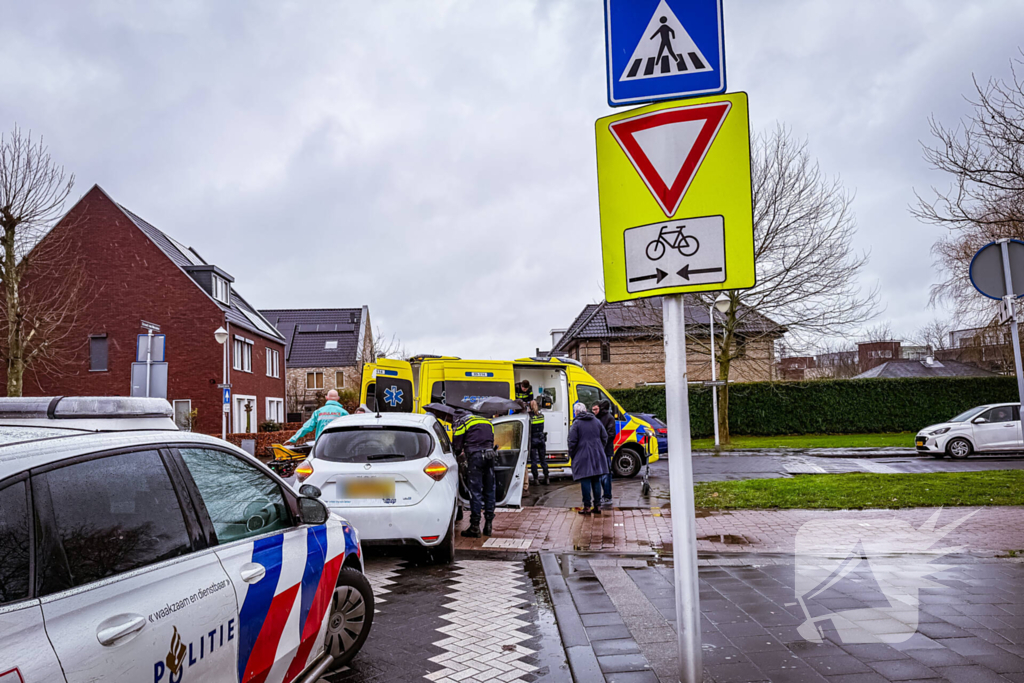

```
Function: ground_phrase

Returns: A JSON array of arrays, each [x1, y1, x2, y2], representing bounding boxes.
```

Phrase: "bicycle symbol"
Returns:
[[646, 224, 700, 261]]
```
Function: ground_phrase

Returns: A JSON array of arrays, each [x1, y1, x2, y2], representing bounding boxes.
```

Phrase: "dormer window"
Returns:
[[212, 275, 230, 304], [325, 341, 338, 349]]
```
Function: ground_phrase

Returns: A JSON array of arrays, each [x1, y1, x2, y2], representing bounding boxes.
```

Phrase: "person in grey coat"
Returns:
[[568, 401, 609, 515]]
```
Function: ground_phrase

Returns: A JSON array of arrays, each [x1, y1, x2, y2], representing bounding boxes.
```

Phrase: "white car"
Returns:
[[0, 396, 373, 683], [293, 411, 531, 562], [916, 402, 1022, 458]]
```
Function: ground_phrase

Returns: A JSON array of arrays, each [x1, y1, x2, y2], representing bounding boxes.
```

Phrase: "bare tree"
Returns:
[[914, 55, 1024, 321], [0, 128, 87, 396], [910, 318, 956, 351], [861, 321, 895, 343], [371, 326, 407, 360], [691, 125, 877, 442]]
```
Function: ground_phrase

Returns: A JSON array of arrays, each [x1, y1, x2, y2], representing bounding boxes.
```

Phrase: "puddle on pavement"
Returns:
[[523, 555, 573, 682], [696, 534, 751, 545]]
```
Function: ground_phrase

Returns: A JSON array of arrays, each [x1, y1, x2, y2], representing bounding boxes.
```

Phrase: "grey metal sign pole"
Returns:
[[999, 240, 1024, 405], [662, 293, 702, 683]]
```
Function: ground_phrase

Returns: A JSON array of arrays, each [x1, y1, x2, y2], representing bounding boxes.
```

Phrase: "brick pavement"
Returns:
[[457, 506, 1024, 556]]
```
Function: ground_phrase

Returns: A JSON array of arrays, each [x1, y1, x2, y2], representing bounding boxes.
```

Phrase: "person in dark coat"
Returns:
[[568, 401, 609, 515], [594, 400, 616, 504]]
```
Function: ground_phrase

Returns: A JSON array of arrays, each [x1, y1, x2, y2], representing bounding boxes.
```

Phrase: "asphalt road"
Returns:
[[521, 452, 1024, 509]]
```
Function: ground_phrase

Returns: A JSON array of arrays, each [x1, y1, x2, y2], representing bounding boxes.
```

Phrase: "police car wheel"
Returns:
[[613, 449, 642, 478], [326, 569, 375, 669]]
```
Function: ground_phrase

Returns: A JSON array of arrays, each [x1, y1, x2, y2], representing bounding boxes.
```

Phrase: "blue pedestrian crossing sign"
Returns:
[[604, 0, 725, 107]]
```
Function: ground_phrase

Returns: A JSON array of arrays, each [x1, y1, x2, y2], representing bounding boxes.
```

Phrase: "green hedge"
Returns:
[[612, 376, 1019, 437]]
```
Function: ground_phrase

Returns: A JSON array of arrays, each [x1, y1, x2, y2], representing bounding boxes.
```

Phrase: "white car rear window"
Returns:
[[315, 426, 433, 463]]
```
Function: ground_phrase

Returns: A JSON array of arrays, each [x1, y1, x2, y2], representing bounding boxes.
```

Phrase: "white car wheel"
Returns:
[[946, 438, 972, 459]]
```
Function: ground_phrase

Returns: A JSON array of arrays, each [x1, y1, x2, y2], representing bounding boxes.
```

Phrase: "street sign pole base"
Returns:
[[662, 294, 703, 683]]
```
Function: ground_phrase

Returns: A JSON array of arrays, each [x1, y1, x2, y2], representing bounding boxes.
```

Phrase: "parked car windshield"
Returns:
[[948, 406, 989, 423], [315, 426, 434, 463]]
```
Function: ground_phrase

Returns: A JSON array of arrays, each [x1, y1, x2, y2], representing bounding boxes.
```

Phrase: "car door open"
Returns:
[[493, 414, 531, 508]]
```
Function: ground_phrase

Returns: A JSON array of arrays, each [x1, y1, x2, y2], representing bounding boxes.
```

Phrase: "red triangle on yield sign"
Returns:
[[609, 101, 732, 217]]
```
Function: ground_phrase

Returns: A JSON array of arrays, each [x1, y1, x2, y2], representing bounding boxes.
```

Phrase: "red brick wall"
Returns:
[[14, 186, 285, 434]]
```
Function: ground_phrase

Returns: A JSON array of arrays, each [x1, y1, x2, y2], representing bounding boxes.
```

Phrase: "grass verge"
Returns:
[[691, 432, 915, 450], [693, 470, 1024, 509]]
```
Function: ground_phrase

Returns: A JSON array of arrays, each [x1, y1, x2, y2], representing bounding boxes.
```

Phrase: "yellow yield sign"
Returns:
[[595, 92, 753, 302]]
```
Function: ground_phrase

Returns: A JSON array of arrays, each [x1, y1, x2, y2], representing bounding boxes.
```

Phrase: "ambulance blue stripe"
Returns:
[[237, 534, 284, 683], [298, 525, 327, 634]]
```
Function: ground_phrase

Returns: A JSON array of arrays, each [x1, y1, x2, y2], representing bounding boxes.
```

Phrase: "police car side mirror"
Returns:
[[299, 484, 322, 498], [298, 497, 329, 525]]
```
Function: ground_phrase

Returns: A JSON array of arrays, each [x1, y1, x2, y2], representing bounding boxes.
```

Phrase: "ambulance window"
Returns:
[[365, 382, 376, 411], [0, 479, 30, 604], [577, 385, 621, 419], [443, 381, 510, 409], [431, 381, 446, 404]]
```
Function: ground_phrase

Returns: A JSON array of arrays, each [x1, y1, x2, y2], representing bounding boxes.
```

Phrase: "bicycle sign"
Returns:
[[596, 92, 753, 302], [624, 216, 725, 293]]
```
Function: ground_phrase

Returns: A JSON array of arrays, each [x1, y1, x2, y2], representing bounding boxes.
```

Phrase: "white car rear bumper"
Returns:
[[325, 495, 455, 546]]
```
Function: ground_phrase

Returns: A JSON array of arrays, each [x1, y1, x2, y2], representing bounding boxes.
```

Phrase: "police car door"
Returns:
[[34, 448, 238, 683], [176, 446, 347, 683], [491, 414, 531, 508]]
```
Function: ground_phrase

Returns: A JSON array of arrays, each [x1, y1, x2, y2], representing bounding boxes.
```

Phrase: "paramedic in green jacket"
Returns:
[[286, 390, 349, 443]]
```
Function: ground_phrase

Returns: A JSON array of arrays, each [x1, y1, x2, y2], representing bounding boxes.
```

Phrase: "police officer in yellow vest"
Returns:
[[529, 405, 549, 485], [453, 410, 496, 538]]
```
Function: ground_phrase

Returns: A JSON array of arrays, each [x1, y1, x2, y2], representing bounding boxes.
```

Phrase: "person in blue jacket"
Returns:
[[568, 401, 609, 516], [286, 390, 349, 443]]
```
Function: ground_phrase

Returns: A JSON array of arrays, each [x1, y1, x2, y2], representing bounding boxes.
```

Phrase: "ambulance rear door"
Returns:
[[369, 359, 416, 412]]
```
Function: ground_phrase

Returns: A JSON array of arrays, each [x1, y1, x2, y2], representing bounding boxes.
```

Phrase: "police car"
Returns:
[[0, 396, 373, 683]]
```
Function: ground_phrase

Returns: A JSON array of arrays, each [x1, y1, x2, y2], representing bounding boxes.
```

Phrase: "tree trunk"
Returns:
[[718, 358, 731, 444], [3, 226, 21, 397]]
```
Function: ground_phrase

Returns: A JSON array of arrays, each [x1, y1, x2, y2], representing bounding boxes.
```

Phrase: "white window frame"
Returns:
[[265, 397, 284, 423], [172, 399, 192, 431], [233, 394, 258, 433], [266, 348, 279, 378], [306, 371, 324, 390], [233, 335, 253, 373], [335, 370, 345, 388], [212, 275, 230, 304]]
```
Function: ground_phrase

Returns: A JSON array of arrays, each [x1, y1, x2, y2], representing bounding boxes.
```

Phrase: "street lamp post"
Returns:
[[215, 326, 229, 440], [711, 293, 730, 449]]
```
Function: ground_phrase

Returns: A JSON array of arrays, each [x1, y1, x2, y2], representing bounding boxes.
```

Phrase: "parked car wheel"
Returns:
[[326, 568, 375, 669], [429, 506, 457, 565], [946, 438, 972, 459], [613, 447, 643, 478]]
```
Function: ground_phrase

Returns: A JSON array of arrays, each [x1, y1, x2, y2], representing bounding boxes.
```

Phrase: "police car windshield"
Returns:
[[315, 426, 433, 463]]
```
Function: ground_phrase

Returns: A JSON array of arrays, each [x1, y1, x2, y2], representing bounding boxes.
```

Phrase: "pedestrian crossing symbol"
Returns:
[[620, 0, 712, 82], [604, 0, 725, 106]]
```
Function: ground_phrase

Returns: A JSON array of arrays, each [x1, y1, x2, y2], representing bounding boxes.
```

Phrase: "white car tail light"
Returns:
[[294, 460, 314, 482], [423, 460, 448, 482]]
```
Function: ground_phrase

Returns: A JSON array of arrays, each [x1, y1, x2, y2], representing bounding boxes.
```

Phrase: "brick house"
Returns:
[[14, 185, 286, 435], [551, 297, 784, 390], [259, 308, 373, 420]]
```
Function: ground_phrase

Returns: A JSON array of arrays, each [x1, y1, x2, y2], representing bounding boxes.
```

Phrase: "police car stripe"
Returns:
[[243, 583, 301, 683], [237, 535, 284, 683], [282, 553, 345, 683], [297, 525, 327, 636]]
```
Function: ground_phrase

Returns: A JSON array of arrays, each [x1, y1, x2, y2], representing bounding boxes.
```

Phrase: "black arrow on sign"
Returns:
[[629, 268, 668, 284], [677, 264, 723, 280]]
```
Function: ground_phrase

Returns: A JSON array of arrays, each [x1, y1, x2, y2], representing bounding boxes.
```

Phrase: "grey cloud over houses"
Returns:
[[1, 0, 1021, 358]]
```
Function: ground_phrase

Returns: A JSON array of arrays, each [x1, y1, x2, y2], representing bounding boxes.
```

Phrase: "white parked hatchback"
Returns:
[[916, 402, 1022, 458], [293, 411, 531, 562]]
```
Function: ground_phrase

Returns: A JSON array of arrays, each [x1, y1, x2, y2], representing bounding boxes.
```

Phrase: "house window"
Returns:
[[172, 400, 192, 431], [233, 337, 253, 373], [212, 275, 230, 304], [325, 341, 338, 349], [306, 371, 324, 390], [266, 348, 279, 378], [600, 342, 611, 363], [335, 371, 345, 388], [265, 397, 284, 423], [89, 334, 107, 371]]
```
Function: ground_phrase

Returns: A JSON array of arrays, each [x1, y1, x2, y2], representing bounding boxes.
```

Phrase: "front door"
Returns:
[[35, 449, 238, 683], [972, 405, 1021, 451], [176, 447, 347, 683]]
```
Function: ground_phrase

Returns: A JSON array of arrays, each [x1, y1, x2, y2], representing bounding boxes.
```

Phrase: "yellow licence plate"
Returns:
[[339, 477, 396, 499], [916, 438, 926, 446]]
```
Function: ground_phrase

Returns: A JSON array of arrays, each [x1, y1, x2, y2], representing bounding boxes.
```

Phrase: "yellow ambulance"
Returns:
[[360, 355, 659, 479]]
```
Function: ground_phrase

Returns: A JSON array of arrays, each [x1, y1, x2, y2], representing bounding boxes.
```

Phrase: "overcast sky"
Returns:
[[3, 0, 1022, 358]]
